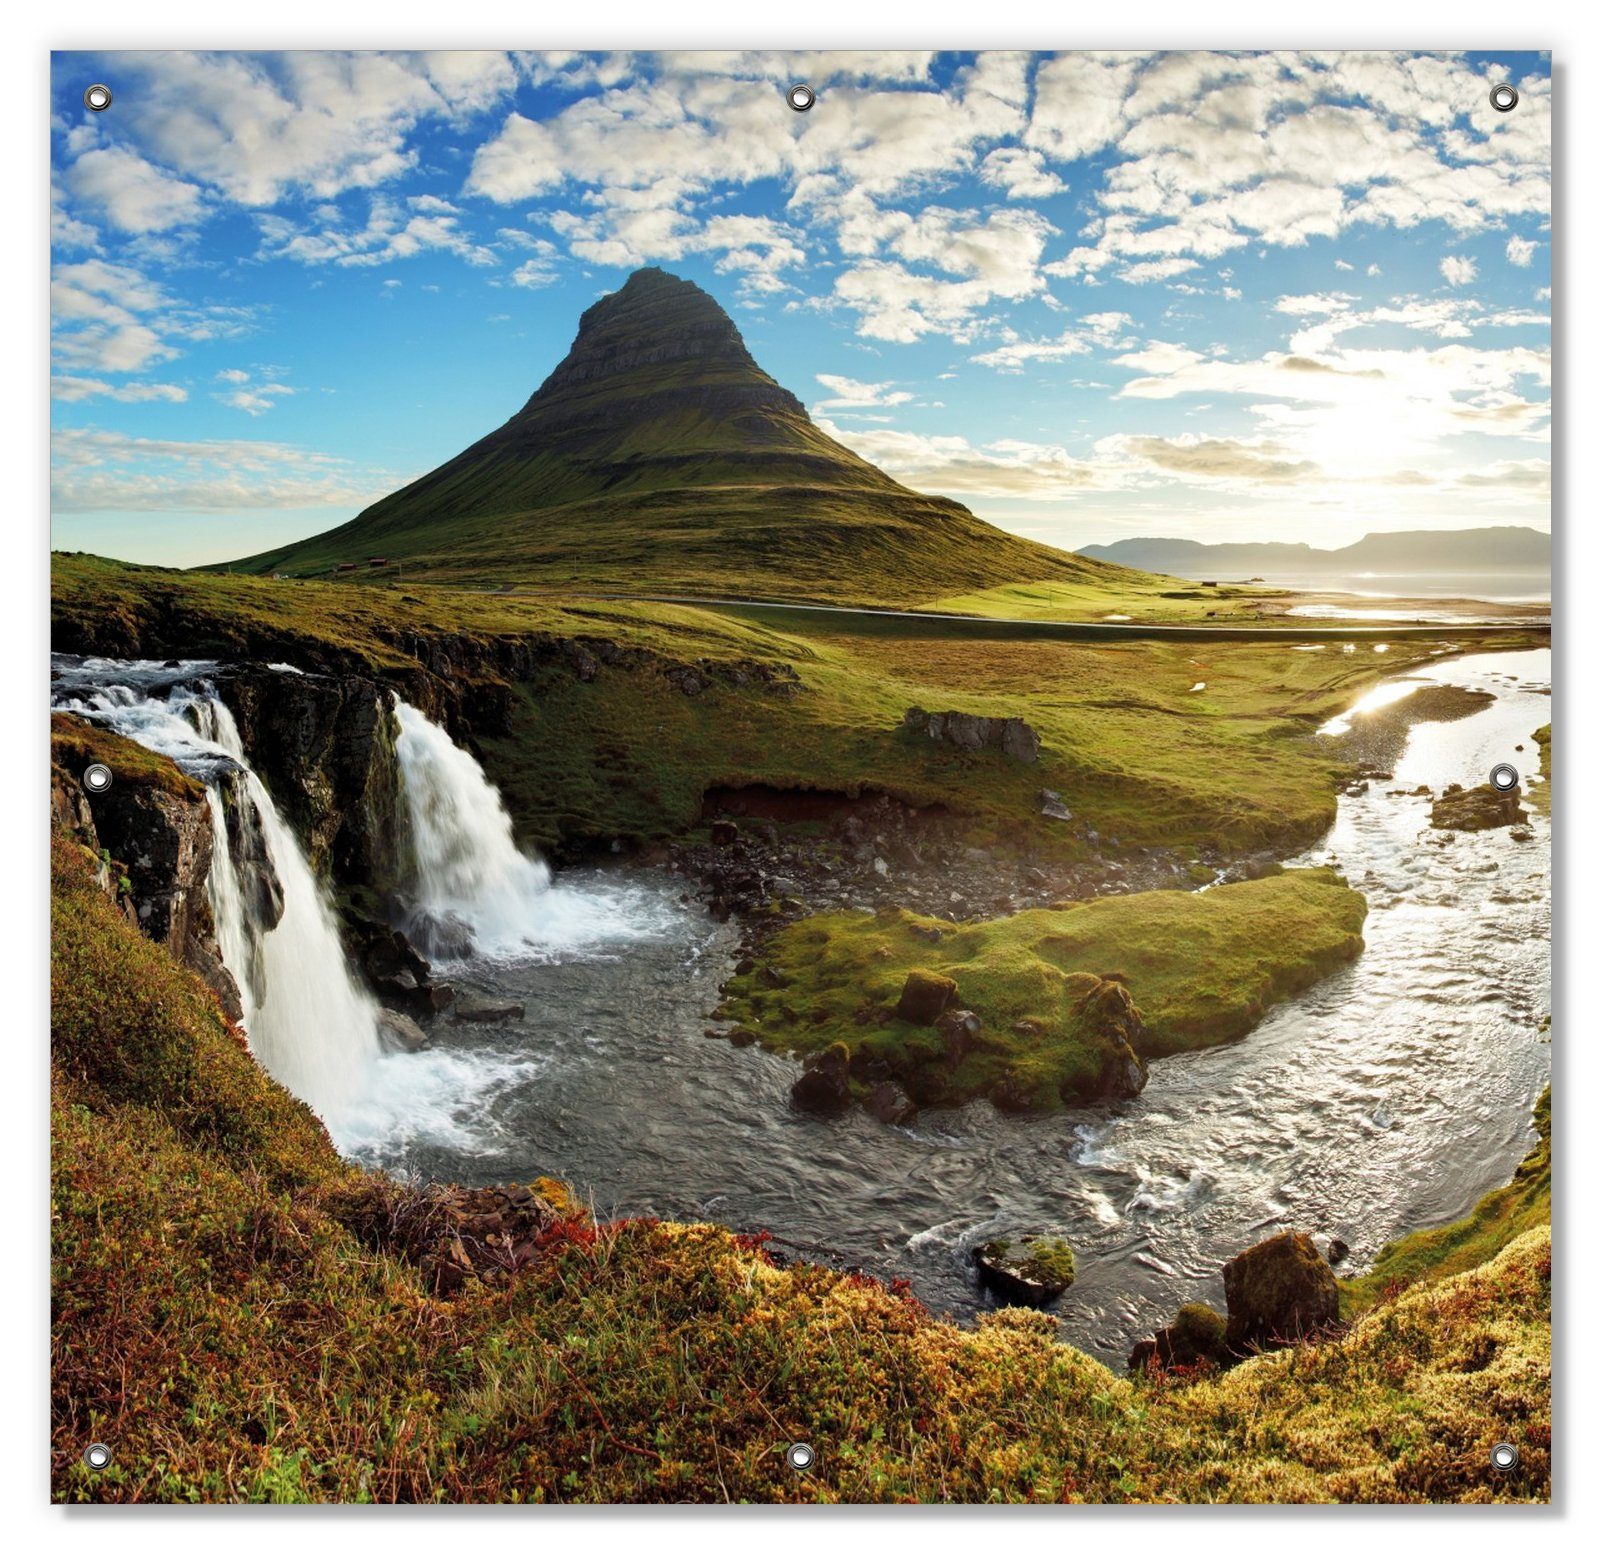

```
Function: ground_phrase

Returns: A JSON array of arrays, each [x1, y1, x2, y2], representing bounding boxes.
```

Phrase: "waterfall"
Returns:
[[51, 665, 382, 1131], [393, 698, 654, 961], [193, 699, 382, 1118]]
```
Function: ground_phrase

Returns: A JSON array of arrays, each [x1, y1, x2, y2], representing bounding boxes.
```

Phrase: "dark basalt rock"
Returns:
[[1222, 1230, 1340, 1354], [377, 1009, 430, 1053], [74, 759, 244, 1021], [975, 1235, 1076, 1307], [450, 990, 526, 1024], [1129, 1303, 1228, 1374], [218, 666, 405, 889], [867, 1081, 917, 1125], [790, 1042, 851, 1114], [1430, 781, 1528, 833], [936, 1007, 983, 1062], [896, 969, 959, 1026], [901, 707, 1042, 763]]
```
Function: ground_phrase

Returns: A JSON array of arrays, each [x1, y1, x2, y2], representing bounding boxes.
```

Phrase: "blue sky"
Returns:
[[50, 50, 1551, 567]]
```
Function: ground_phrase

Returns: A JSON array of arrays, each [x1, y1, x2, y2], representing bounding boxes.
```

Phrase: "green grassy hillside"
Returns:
[[219, 269, 1136, 605], [54, 554, 1470, 862]]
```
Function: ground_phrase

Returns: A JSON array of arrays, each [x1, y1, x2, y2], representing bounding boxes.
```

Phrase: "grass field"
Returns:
[[53, 554, 1530, 864]]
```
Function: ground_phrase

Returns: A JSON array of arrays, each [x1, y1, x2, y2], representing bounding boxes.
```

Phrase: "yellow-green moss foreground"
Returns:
[[716, 870, 1366, 1109], [52, 834, 1547, 1503]]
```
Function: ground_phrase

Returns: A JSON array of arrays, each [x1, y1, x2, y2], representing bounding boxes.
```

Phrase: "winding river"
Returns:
[[343, 646, 1551, 1365]]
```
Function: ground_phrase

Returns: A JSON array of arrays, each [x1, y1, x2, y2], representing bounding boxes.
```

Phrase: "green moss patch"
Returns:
[[716, 869, 1367, 1111], [51, 712, 205, 801]]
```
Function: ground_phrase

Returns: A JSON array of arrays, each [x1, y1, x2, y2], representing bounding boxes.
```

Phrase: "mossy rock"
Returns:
[[1222, 1230, 1339, 1354], [976, 1235, 1076, 1307], [1129, 1302, 1228, 1374], [895, 969, 958, 1025], [1430, 782, 1527, 832]]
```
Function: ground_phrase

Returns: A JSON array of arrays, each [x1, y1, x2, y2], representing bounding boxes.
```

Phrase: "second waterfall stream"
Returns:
[[392, 700, 649, 962]]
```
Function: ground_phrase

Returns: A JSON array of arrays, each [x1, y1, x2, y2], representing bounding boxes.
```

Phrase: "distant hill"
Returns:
[[222, 268, 1130, 606], [1079, 527, 1550, 578]]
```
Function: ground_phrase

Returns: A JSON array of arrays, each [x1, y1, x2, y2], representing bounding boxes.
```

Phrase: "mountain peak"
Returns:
[[224, 271, 1113, 605], [528, 267, 787, 409]]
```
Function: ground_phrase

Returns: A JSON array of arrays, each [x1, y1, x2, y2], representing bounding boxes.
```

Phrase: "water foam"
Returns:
[[393, 698, 669, 962]]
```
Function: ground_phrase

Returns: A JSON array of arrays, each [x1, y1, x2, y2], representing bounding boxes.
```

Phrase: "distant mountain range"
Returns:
[[223, 268, 1128, 606], [1078, 527, 1550, 577]]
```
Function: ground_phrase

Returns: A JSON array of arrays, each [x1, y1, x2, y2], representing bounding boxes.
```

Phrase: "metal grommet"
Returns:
[[786, 84, 816, 113], [1490, 84, 1519, 113], [83, 763, 114, 794], [83, 1442, 113, 1471], [84, 83, 113, 112], [1490, 1441, 1519, 1472], [785, 1441, 816, 1472], [1489, 763, 1520, 793]]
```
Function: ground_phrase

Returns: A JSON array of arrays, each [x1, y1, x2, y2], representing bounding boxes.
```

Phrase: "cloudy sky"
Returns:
[[50, 49, 1551, 567]]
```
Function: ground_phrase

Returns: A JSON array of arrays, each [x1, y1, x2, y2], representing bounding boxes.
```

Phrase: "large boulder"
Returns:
[[867, 1080, 916, 1125], [1430, 782, 1527, 832], [1128, 1302, 1228, 1374], [901, 707, 1041, 763], [790, 1042, 851, 1114], [975, 1235, 1076, 1307], [377, 1009, 431, 1053], [1222, 1230, 1340, 1354], [896, 969, 959, 1025], [450, 990, 526, 1024]]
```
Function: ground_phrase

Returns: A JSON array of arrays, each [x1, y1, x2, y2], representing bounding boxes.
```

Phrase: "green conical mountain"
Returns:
[[224, 268, 1122, 604]]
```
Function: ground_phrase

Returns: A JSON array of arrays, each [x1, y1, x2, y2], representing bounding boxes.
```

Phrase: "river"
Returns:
[[343, 646, 1552, 1365]]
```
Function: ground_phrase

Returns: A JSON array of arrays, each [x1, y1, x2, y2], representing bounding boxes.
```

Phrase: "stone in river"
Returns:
[[377, 1008, 430, 1052], [450, 990, 526, 1024], [867, 1081, 916, 1125], [1221, 1230, 1340, 1354], [975, 1235, 1076, 1307]]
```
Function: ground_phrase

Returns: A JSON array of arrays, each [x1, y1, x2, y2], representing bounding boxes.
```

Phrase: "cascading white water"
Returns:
[[393, 699, 654, 961], [51, 664, 382, 1132], [194, 699, 383, 1120]]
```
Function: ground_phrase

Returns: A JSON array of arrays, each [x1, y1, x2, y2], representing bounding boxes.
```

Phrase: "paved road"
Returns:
[[536, 590, 1550, 644]]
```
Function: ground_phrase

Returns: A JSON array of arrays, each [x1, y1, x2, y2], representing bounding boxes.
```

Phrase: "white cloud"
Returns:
[[1028, 53, 1550, 286], [257, 194, 498, 268], [971, 311, 1132, 370], [52, 259, 253, 376], [211, 369, 295, 416], [67, 145, 203, 234], [817, 417, 1110, 498], [1110, 433, 1321, 484], [1506, 235, 1537, 267], [51, 375, 187, 404], [96, 51, 519, 206], [813, 374, 914, 410], [979, 147, 1066, 200], [51, 426, 399, 513], [1440, 254, 1478, 287]]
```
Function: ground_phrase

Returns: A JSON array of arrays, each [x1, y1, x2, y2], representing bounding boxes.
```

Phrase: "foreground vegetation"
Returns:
[[716, 870, 1366, 1110], [53, 554, 1511, 866], [52, 829, 1549, 1503]]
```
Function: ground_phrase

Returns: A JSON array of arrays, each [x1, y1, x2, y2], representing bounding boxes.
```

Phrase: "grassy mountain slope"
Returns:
[[52, 826, 1550, 1503], [221, 269, 1133, 605]]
